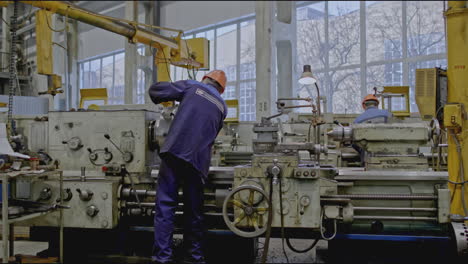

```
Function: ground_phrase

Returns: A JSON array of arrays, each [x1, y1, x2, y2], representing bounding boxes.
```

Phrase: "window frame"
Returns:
[[78, 45, 148, 106], [296, 1, 447, 113], [176, 14, 257, 121]]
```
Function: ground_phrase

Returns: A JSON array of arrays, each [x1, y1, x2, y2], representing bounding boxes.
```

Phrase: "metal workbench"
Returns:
[[0, 170, 63, 263]]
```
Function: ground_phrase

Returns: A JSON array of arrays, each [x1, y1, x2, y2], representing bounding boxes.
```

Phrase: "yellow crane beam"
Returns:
[[8, 1, 209, 85], [20, 1, 179, 49]]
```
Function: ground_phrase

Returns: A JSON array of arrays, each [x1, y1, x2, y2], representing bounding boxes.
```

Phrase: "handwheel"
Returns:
[[222, 185, 270, 238]]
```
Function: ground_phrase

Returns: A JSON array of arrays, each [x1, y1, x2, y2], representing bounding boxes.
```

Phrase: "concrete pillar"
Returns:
[[1, 6, 13, 95], [275, 1, 297, 101], [124, 1, 138, 104], [144, 1, 159, 104], [51, 14, 62, 110], [68, 20, 79, 109], [255, 1, 297, 121], [1, 6, 12, 76], [255, 1, 274, 121]]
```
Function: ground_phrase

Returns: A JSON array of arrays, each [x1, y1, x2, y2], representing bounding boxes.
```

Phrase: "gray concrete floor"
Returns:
[[0, 239, 325, 263], [255, 238, 327, 263], [1, 239, 460, 264], [0, 241, 48, 259]]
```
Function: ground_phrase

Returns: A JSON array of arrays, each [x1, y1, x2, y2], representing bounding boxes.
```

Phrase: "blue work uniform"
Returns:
[[354, 106, 392, 124], [353, 106, 392, 166], [149, 80, 227, 264]]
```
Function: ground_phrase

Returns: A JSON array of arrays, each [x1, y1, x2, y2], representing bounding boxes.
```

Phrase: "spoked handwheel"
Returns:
[[222, 185, 270, 238]]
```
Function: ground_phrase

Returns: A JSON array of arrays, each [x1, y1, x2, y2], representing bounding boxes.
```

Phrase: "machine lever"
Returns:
[[104, 134, 124, 155]]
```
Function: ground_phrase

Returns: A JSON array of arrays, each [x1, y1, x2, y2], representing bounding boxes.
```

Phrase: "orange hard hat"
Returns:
[[202, 70, 227, 94], [362, 94, 379, 109]]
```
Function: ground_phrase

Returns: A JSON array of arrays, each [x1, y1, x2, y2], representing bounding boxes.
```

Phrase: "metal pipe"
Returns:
[[2, 175, 9, 260], [354, 207, 437, 212], [126, 202, 155, 207], [282, 105, 313, 109], [17, 22, 36, 35], [80, 167, 85, 182], [37, 164, 57, 170], [125, 202, 218, 208], [63, 177, 106, 181], [341, 152, 359, 159], [354, 215, 438, 221], [121, 188, 156, 197], [277, 97, 311, 101], [121, 188, 216, 198], [321, 194, 437, 200], [20, 1, 179, 49]]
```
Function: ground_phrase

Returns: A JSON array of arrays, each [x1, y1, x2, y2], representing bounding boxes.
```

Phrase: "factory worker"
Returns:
[[354, 94, 392, 124], [353, 94, 392, 165], [149, 70, 227, 264]]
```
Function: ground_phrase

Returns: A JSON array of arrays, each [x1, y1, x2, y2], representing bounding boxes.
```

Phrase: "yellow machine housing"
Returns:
[[381, 86, 410, 118], [79, 88, 108, 109], [415, 68, 447, 121], [224, 99, 240, 123]]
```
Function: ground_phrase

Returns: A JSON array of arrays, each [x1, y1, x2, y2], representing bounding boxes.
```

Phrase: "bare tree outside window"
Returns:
[[296, 1, 446, 114]]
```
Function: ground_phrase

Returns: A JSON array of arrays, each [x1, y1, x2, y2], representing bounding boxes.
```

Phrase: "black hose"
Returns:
[[286, 237, 319, 253], [278, 177, 290, 263], [261, 177, 274, 264]]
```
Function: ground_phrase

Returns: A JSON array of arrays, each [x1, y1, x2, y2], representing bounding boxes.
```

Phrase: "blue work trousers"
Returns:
[[153, 155, 205, 263]]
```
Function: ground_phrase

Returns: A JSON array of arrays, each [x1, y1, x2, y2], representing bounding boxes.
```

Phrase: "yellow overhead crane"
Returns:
[[418, 1, 468, 221], [1, 0, 209, 91], [444, 1, 468, 221]]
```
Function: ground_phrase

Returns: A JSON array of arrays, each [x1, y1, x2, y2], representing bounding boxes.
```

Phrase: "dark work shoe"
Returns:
[[151, 258, 175, 264], [182, 257, 206, 264], [152, 261, 175, 264]]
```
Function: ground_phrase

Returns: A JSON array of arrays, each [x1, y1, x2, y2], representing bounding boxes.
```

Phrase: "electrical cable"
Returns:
[[314, 83, 321, 116], [152, 41, 173, 83], [278, 177, 290, 264], [449, 131, 468, 216], [449, 180, 468, 185], [52, 42, 67, 50], [286, 237, 319, 254], [43, 7, 69, 32], [182, 32, 198, 80], [0, 16, 10, 27], [319, 209, 337, 241], [123, 168, 142, 210], [261, 177, 274, 264], [15, 64, 21, 96]]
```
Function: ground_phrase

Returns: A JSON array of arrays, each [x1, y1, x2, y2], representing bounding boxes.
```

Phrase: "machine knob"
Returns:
[[76, 188, 93, 201], [89, 152, 98, 161], [56, 188, 73, 202], [271, 165, 281, 185], [299, 196, 311, 215], [86, 205, 99, 217], [122, 152, 133, 163], [63, 137, 83, 151], [104, 152, 112, 162], [39, 187, 52, 201]]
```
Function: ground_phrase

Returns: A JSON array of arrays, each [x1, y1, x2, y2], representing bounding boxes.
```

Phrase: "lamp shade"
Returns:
[[298, 65, 316, 85]]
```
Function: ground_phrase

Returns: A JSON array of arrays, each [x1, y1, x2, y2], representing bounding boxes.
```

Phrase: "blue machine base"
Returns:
[[335, 233, 450, 242]]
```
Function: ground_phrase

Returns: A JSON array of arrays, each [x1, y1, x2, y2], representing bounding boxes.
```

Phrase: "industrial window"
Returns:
[[78, 46, 145, 106], [297, 1, 446, 113], [172, 17, 256, 121]]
